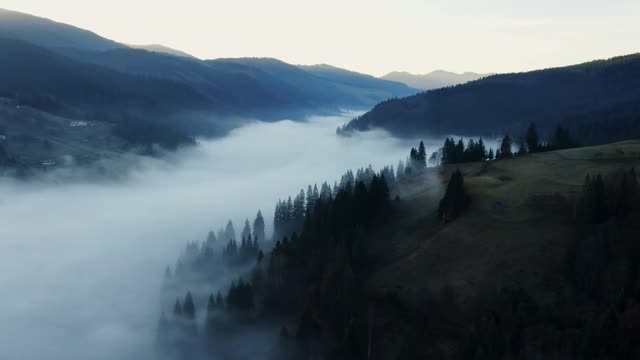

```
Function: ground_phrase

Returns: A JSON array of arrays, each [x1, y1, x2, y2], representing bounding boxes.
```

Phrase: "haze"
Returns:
[[0, 114, 427, 360], [2, 0, 639, 76]]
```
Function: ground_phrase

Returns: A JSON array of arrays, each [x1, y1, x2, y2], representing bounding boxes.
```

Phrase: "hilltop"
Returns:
[[381, 70, 491, 90], [345, 54, 640, 143]]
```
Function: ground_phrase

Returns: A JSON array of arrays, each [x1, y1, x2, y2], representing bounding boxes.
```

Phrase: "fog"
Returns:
[[0, 113, 441, 360]]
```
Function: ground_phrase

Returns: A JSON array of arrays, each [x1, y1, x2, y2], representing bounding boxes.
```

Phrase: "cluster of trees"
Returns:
[[408, 141, 427, 172], [441, 137, 489, 164], [438, 122, 582, 165], [163, 211, 266, 290], [222, 235, 261, 267], [273, 167, 397, 241], [157, 166, 394, 359], [224, 279, 255, 312], [156, 291, 198, 359]]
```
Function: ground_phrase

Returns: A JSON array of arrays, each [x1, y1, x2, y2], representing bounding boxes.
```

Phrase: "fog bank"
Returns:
[[0, 113, 431, 360]]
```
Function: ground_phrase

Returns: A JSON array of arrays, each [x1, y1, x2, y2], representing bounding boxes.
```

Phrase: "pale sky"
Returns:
[[1, 0, 639, 76]]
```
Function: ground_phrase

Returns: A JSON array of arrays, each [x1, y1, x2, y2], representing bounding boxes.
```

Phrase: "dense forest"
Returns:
[[340, 54, 640, 145], [155, 133, 640, 359]]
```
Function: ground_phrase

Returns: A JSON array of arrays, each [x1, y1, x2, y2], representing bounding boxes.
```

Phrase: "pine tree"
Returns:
[[183, 291, 196, 320], [252, 210, 265, 243], [293, 189, 306, 228], [478, 138, 488, 160], [438, 169, 469, 222], [526, 122, 540, 153], [396, 160, 405, 179], [225, 220, 236, 243], [488, 148, 495, 160], [206, 230, 216, 247], [417, 140, 427, 169], [499, 135, 513, 158], [215, 292, 224, 308], [241, 219, 251, 241], [516, 137, 528, 156], [173, 299, 183, 317]]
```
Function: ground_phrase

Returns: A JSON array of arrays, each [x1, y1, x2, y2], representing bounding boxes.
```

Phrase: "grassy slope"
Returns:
[[369, 141, 640, 314]]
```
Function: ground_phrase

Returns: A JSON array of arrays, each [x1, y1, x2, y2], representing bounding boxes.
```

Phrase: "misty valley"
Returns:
[[2, 4, 640, 360]]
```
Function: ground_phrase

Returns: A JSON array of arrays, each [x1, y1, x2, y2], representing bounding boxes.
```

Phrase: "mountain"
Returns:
[[299, 64, 417, 101], [0, 8, 418, 154], [126, 44, 197, 59], [0, 8, 415, 117], [381, 70, 491, 90], [344, 54, 640, 140], [0, 8, 122, 51], [0, 37, 212, 150]]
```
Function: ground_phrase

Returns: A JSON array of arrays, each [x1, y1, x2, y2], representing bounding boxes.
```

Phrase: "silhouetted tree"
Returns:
[[526, 122, 540, 153], [438, 169, 469, 222], [253, 210, 265, 243], [498, 135, 513, 159]]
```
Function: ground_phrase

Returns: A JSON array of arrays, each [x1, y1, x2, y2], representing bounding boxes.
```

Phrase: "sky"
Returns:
[[0, 0, 639, 78]]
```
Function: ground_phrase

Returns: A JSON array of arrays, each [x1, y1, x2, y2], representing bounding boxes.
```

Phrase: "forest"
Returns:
[[154, 127, 640, 359]]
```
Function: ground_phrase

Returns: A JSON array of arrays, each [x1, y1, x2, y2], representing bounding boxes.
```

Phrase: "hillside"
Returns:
[[365, 141, 640, 357], [345, 54, 640, 141], [382, 70, 491, 90], [158, 140, 640, 359]]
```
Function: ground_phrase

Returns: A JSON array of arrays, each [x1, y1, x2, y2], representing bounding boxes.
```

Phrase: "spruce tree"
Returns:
[[516, 137, 528, 156], [225, 220, 236, 243], [499, 135, 513, 158], [438, 169, 469, 222], [183, 291, 196, 320], [173, 299, 183, 317], [417, 141, 427, 169], [526, 122, 540, 153], [241, 219, 251, 241], [252, 210, 265, 243], [488, 148, 495, 160]]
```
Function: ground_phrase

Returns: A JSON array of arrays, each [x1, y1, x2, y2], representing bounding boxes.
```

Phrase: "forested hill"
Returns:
[[157, 140, 640, 359], [343, 54, 640, 142]]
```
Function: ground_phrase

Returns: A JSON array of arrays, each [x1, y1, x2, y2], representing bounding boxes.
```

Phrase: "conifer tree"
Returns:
[[183, 291, 196, 320], [526, 122, 540, 153], [241, 219, 251, 241], [499, 135, 513, 158], [396, 160, 405, 179], [516, 137, 528, 156], [252, 210, 265, 243], [225, 220, 236, 243], [488, 148, 494, 160], [206, 230, 216, 246], [215, 292, 224, 308], [417, 140, 427, 169], [173, 299, 182, 317], [438, 169, 469, 222]]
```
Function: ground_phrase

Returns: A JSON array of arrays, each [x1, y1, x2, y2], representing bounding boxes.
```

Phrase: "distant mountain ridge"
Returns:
[[0, 8, 122, 51], [0, 8, 417, 149], [126, 44, 197, 59], [381, 70, 492, 90], [345, 54, 640, 142]]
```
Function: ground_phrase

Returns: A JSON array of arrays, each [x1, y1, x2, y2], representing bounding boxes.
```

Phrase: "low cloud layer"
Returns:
[[0, 113, 430, 360]]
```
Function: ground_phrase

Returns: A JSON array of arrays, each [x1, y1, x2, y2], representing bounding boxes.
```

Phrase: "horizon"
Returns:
[[1, 1, 639, 77]]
